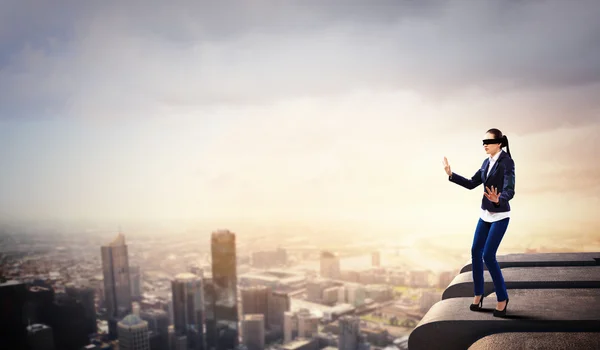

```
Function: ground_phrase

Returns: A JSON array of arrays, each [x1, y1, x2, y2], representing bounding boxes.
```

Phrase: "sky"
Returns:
[[1, 1, 599, 243]]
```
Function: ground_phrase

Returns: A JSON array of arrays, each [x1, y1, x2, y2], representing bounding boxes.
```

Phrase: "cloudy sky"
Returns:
[[1, 1, 599, 241]]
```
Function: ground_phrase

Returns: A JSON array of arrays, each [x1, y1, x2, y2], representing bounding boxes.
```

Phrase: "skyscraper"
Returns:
[[240, 286, 269, 326], [0, 281, 28, 349], [101, 232, 132, 339], [203, 272, 217, 350], [50, 292, 89, 350], [241, 314, 265, 350], [130, 266, 142, 300], [65, 283, 97, 336], [171, 272, 205, 350], [211, 230, 239, 350], [118, 314, 150, 350], [267, 291, 290, 332], [140, 309, 169, 350]]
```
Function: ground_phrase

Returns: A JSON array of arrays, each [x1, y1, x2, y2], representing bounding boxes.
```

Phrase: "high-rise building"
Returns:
[[211, 229, 239, 350], [338, 316, 360, 350], [24, 284, 54, 326], [267, 291, 290, 332], [50, 292, 89, 350], [101, 232, 133, 339], [66, 283, 97, 336], [130, 266, 142, 300], [241, 314, 265, 350], [171, 272, 205, 350], [27, 323, 55, 350], [0, 280, 28, 349], [320, 251, 341, 279], [203, 273, 217, 350], [140, 309, 169, 350], [240, 286, 269, 326], [118, 314, 150, 350]]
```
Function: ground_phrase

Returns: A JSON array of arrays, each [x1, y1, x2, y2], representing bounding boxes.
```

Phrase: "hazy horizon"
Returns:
[[1, 1, 599, 244]]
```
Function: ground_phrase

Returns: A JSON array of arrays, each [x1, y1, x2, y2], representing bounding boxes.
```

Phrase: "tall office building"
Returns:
[[130, 266, 142, 300], [101, 232, 133, 339], [203, 272, 217, 350], [0, 280, 28, 349], [338, 316, 360, 350], [24, 284, 54, 326], [241, 314, 265, 350], [320, 251, 341, 279], [118, 314, 150, 350], [267, 291, 290, 332], [172, 272, 205, 350], [140, 309, 169, 350], [65, 283, 97, 336], [240, 286, 269, 326], [211, 230, 239, 350], [50, 292, 89, 350]]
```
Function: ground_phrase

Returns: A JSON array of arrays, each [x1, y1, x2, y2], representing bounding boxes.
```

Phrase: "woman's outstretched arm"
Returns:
[[448, 168, 484, 190]]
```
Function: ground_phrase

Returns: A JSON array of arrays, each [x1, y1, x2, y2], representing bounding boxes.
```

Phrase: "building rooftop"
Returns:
[[321, 251, 337, 259], [280, 338, 314, 350], [211, 229, 235, 241], [0, 280, 23, 287], [27, 324, 51, 332], [108, 233, 125, 247], [408, 252, 600, 350], [119, 314, 146, 327], [174, 272, 201, 281], [243, 314, 265, 321]]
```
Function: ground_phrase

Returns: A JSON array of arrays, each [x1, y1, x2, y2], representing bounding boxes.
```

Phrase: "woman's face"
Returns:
[[483, 132, 502, 155]]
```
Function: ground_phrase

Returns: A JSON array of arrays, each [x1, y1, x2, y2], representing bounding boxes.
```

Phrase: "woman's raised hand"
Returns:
[[443, 156, 452, 176]]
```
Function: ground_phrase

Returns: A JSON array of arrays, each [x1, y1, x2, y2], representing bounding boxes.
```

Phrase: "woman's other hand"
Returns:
[[484, 186, 501, 203]]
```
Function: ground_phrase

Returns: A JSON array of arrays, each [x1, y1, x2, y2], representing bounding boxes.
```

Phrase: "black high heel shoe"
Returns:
[[493, 298, 509, 317], [469, 294, 484, 311]]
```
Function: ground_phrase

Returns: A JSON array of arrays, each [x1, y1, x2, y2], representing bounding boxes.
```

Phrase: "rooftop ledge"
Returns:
[[408, 252, 600, 350], [459, 252, 600, 273], [443, 266, 600, 300]]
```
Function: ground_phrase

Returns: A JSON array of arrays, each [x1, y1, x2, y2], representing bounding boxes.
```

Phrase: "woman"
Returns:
[[442, 128, 515, 317]]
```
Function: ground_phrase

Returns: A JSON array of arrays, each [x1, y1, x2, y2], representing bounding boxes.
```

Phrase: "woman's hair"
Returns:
[[486, 128, 512, 158]]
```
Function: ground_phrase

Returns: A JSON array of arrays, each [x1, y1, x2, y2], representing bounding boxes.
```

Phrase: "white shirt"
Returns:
[[480, 150, 511, 223]]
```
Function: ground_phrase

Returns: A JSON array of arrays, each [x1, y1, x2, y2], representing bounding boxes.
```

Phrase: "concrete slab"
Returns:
[[408, 288, 600, 350], [442, 266, 600, 300], [460, 252, 600, 273], [468, 332, 600, 350]]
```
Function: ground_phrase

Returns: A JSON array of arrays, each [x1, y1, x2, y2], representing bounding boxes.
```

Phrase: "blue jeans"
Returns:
[[471, 217, 510, 301]]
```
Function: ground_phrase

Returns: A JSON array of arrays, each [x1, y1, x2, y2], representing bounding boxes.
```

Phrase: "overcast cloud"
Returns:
[[1, 0, 599, 128], [1, 1, 599, 233]]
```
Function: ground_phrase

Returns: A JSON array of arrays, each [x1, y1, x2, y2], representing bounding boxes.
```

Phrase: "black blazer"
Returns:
[[448, 150, 515, 212]]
